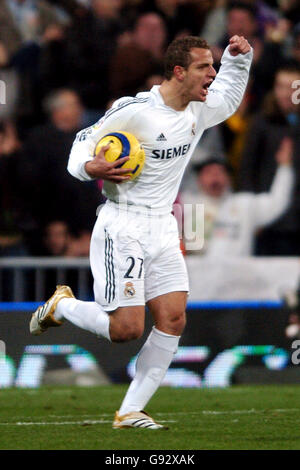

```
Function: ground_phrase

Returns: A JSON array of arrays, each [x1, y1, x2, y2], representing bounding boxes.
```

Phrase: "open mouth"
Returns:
[[202, 80, 213, 95]]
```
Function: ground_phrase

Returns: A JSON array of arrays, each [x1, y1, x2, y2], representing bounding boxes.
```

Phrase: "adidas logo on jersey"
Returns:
[[156, 133, 167, 141]]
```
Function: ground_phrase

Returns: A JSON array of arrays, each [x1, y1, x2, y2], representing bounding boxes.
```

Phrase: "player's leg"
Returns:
[[30, 203, 146, 340], [29, 284, 145, 341], [147, 291, 187, 335], [116, 291, 186, 418], [115, 214, 188, 428], [109, 305, 145, 342], [58, 300, 145, 342]]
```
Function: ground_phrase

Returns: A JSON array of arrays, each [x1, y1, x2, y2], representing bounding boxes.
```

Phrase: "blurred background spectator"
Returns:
[[43, 220, 91, 258], [1, 0, 300, 258], [109, 11, 167, 97], [239, 62, 300, 255], [0, 42, 20, 121], [181, 137, 294, 256], [41, 219, 93, 298], [43, 220, 72, 256], [18, 88, 103, 254], [0, 121, 25, 257]]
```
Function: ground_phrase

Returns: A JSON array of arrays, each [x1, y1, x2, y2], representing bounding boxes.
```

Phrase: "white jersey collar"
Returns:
[[150, 85, 165, 105], [149, 85, 189, 113]]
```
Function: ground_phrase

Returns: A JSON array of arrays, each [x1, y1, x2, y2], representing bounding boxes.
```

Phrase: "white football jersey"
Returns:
[[68, 46, 253, 213]]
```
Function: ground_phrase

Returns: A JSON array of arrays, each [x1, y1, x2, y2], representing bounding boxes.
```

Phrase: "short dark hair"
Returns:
[[164, 36, 210, 80]]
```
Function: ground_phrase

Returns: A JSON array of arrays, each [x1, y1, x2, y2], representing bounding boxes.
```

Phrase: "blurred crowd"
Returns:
[[1, 0, 300, 258]]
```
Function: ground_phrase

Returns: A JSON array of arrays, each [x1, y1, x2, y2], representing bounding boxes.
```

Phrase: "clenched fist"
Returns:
[[228, 35, 251, 56]]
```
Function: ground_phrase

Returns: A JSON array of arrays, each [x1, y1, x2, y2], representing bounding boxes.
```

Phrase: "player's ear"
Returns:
[[173, 65, 186, 82]]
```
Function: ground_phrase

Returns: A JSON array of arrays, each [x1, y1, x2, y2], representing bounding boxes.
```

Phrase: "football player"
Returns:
[[30, 35, 252, 429]]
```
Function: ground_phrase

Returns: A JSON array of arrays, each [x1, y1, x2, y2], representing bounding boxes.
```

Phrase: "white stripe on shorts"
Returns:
[[104, 229, 115, 303]]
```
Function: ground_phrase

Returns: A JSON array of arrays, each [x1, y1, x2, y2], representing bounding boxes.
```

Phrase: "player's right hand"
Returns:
[[85, 144, 133, 183]]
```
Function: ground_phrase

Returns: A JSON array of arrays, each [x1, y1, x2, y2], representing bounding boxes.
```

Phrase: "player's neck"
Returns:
[[159, 80, 190, 111]]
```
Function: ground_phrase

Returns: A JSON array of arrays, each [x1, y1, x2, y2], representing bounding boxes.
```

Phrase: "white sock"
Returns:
[[55, 298, 111, 341], [118, 327, 180, 416]]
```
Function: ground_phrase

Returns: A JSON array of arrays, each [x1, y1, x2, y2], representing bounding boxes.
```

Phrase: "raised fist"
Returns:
[[228, 35, 251, 56]]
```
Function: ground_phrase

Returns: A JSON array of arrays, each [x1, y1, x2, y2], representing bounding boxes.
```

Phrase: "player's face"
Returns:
[[197, 164, 230, 198], [182, 48, 216, 102]]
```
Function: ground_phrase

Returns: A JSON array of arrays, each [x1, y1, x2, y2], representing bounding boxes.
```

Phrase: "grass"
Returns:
[[0, 385, 300, 450]]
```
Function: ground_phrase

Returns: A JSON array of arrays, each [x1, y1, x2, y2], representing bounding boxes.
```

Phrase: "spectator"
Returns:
[[37, 22, 69, 100], [180, 126, 225, 192], [1, 0, 67, 128], [279, 0, 300, 27], [181, 138, 294, 256], [239, 63, 300, 255], [201, 0, 228, 46], [42, 220, 92, 298], [203, 1, 293, 109], [218, 88, 253, 182], [60, 0, 125, 108], [0, 0, 22, 59], [4, 0, 63, 45], [0, 42, 20, 121], [43, 220, 72, 256], [19, 89, 102, 254], [291, 23, 300, 64], [109, 12, 167, 98], [0, 121, 28, 257], [43, 219, 91, 257], [141, 0, 212, 41], [213, 2, 263, 64], [252, 17, 292, 106], [203, 0, 279, 46]]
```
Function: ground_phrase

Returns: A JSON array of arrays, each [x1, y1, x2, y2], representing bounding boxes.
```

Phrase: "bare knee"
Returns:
[[109, 307, 145, 343], [155, 311, 186, 336], [110, 323, 144, 342], [148, 291, 187, 336]]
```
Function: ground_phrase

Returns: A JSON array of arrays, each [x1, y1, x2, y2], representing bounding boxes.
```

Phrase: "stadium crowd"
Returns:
[[1, 0, 300, 258]]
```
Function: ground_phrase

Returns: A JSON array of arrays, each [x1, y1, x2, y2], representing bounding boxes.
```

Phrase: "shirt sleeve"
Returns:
[[67, 98, 140, 181], [250, 165, 295, 228], [200, 45, 253, 129]]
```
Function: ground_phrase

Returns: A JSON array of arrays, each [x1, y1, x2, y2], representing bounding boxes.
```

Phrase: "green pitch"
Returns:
[[0, 385, 300, 450]]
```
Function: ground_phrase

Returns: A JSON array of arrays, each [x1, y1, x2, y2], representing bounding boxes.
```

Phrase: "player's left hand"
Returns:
[[228, 35, 251, 56]]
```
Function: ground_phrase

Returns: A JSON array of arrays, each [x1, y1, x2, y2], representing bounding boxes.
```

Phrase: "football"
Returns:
[[94, 131, 145, 180]]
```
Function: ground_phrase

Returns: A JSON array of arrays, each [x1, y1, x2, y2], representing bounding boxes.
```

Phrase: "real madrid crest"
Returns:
[[124, 281, 136, 297], [191, 123, 196, 136]]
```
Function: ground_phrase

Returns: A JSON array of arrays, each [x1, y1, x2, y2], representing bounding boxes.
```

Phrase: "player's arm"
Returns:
[[67, 99, 136, 183], [203, 35, 253, 129], [250, 137, 294, 227]]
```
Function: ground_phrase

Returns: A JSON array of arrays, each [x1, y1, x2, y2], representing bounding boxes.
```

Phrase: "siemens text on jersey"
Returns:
[[151, 143, 191, 160]]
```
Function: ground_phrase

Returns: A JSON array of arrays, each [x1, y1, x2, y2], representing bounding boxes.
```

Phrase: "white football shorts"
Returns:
[[90, 200, 189, 311]]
